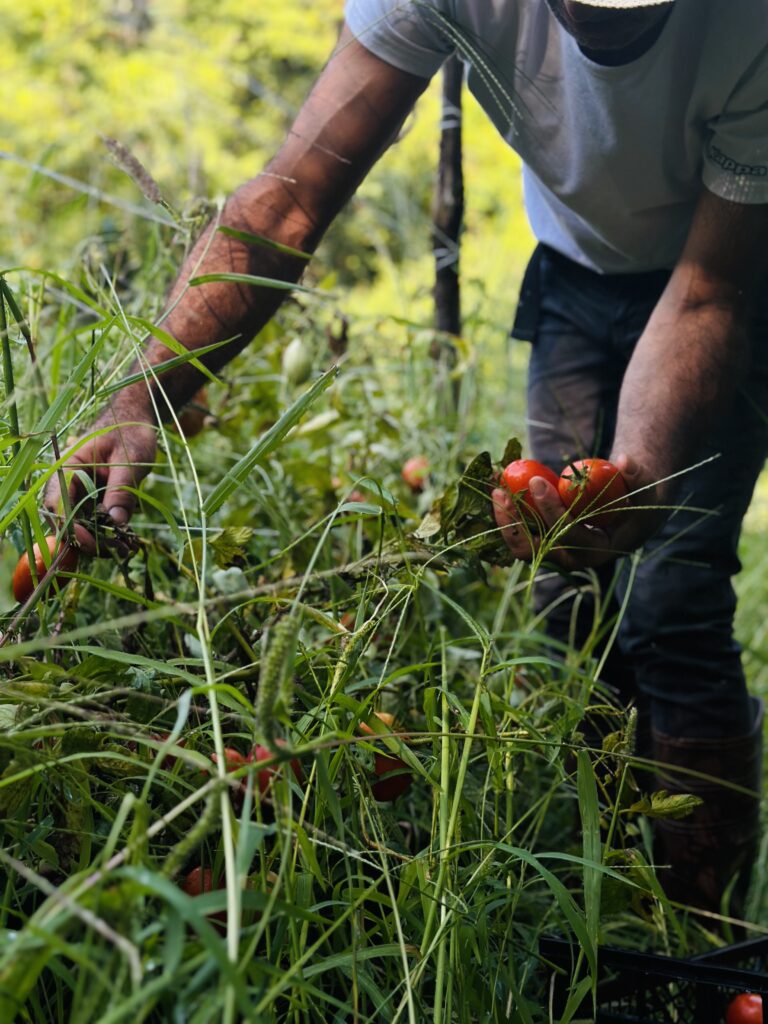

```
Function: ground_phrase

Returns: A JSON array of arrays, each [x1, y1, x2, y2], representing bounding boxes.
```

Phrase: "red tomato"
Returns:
[[180, 866, 226, 931], [210, 747, 249, 773], [726, 993, 763, 1024], [12, 535, 79, 603], [371, 753, 412, 801], [402, 456, 430, 492], [500, 460, 559, 518], [558, 458, 628, 526], [249, 740, 303, 794], [360, 711, 413, 802]]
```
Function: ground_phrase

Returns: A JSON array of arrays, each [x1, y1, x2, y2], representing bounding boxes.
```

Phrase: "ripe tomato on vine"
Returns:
[[558, 458, 628, 526], [500, 459, 559, 519]]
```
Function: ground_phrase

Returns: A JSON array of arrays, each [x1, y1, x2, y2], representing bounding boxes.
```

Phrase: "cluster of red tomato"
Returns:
[[181, 713, 413, 921], [209, 715, 412, 805], [500, 457, 628, 526]]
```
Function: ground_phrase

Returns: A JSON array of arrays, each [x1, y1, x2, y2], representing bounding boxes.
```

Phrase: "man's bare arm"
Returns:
[[494, 188, 768, 567], [610, 188, 768, 489], [116, 25, 430, 417], [46, 26, 431, 529]]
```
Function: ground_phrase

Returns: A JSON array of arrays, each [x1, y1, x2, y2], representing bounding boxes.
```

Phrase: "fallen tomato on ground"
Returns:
[[500, 459, 559, 520], [211, 747, 249, 773], [360, 711, 413, 801], [209, 747, 251, 807], [558, 458, 628, 526], [180, 866, 226, 931], [12, 535, 79, 603], [401, 455, 430, 493], [250, 740, 304, 795], [726, 993, 763, 1024]]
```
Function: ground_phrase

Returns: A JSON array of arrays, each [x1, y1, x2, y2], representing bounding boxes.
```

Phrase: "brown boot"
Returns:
[[651, 697, 763, 919]]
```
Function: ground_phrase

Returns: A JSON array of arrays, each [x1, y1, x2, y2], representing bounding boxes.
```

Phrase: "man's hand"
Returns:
[[491, 454, 662, 568], [44, 414, 157, 554], [39, 25, 429, 552]]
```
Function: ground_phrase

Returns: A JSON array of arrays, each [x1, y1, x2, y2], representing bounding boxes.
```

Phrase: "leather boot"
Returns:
[[651, 696, 763, 919]]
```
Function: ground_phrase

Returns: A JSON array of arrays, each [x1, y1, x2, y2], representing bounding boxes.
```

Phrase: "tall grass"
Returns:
[[2, 232, 758, 1024]]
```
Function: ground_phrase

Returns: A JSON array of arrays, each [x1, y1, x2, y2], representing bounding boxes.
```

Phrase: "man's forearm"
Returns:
[[114, 177, 321, 422], [107, 26, 428, 425], [611, 290, 750, 497]]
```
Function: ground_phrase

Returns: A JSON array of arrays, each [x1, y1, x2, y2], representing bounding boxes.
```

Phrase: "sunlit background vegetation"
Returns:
[[2, 2, 768, 1021]]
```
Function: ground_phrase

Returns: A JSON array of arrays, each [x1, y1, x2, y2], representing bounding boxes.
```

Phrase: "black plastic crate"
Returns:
[[541, 935, 768, 1023]]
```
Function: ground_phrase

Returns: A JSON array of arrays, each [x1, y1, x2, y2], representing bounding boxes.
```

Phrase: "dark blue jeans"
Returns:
[[514, 245, 768, 741]]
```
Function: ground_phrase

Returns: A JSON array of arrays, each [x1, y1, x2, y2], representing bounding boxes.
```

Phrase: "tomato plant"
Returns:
[[726, 993, 764, 1024], [360, 711, 413, 801], [401, 455, 430, 492], [558, 458, 628, 526], [500, 459, 559, 519], [12, 535, 79, 603]]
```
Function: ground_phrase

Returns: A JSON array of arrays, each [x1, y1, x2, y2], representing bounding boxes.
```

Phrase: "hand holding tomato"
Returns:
[[500, 459, 560, 520], [558, 458, 629, 526], [492, 453, 660, 569]]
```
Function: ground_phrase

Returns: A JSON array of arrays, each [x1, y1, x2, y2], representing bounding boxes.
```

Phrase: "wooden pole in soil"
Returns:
[[431, 55, 464, 410]]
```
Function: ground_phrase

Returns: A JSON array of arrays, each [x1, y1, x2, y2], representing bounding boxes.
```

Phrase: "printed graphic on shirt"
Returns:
[[708, 145, 768, 180]]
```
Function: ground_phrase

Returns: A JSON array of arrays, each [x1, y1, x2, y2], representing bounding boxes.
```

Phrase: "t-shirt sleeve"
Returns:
[[344, 0, 454, 80], [703, 48, 768, 205]]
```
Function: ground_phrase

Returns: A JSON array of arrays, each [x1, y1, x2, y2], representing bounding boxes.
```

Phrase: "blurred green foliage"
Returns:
[[0, 0, 534, 325]]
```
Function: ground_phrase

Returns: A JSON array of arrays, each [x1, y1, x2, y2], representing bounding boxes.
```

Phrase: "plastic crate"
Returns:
[[540, 935, 768, 1023]]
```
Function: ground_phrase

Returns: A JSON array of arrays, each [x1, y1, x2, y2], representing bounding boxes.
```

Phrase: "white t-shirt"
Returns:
[[345, 0, 768, 273]]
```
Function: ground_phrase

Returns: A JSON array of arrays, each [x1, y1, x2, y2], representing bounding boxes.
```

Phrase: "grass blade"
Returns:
[[203, 366, 337, 516]]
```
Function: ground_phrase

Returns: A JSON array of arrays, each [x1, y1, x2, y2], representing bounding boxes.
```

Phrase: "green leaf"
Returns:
[[500, 437, 523, 468], [413, 439, 523, 565], [577, 750, 603, 969], [217, 225, 312, 260], [0, 331, 110, 528], [627, 789, 704, 820], [94, 339, 232, 401], [190, 271, 329, 298], [210, 526, 254, 568]]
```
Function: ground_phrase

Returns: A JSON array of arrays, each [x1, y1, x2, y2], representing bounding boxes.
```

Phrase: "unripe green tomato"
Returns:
[[282, 337, 313, 385]]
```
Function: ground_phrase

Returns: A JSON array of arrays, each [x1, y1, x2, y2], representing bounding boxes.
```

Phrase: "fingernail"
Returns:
[[530, 478, 547, 499], [108, 506, 128, 525]]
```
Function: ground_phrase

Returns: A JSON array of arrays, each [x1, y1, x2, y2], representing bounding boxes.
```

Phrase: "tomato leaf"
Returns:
[[627, 789, 704, 820], [500, 437, 523, 468], [414, 438, 524, 565]]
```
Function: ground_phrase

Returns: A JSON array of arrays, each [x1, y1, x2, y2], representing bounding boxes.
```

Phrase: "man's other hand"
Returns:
[[491, 453, 663, 568]]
